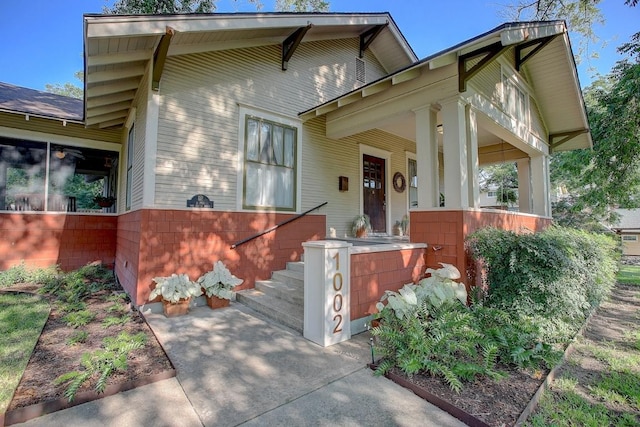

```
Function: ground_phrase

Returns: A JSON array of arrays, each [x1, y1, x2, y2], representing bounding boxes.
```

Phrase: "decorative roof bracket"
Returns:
[[458, 41, 509, 92], [515, 35, 559, 71], [282, 24, 312, 71], [359, 23, 388, 58], [550, 129, 589, 152], [152, 26, 175, 91]]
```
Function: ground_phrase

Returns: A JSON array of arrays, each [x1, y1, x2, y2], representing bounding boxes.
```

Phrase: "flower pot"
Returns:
[[162, 298, 191, 317], [355, 228, 367, 238], [205, 294, 230, 309], [97, 200, 114, 208]]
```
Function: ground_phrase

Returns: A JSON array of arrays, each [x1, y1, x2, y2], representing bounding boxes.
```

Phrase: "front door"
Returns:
[[363, 154, 386, 233]]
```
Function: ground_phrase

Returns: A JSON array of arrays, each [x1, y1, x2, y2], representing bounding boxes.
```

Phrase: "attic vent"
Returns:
[[356, 58, 366, 84]]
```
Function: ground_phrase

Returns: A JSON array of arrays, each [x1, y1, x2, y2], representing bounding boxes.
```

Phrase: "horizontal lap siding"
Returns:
[[0, 113, 121, 144], [125, 69, 150, 212], [0, 213, 117, 271], [155, 38, 387, 210], [303, 118, 417, 238]]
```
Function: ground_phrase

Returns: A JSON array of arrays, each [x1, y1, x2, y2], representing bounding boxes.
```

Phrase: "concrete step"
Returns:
[[271, 269, 304, 287], [236, 289, 303, 333], [255, 279, 303, 305], [286, 261, 305, 274]]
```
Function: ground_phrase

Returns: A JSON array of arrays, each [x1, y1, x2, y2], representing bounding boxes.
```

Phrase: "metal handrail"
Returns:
[[230, 201, 328, 249]]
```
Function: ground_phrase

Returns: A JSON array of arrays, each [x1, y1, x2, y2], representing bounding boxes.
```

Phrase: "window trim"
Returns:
[[125, 124, 135, 211], [237, 106, 301, 213], [500, 65, 531, 130]]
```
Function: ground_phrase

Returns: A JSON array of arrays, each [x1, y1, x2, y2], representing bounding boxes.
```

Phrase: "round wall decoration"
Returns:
[[393, 171, 406, 193]]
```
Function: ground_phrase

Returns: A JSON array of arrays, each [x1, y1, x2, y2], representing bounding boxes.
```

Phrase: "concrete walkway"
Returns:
[[16, 303, 465, 427]]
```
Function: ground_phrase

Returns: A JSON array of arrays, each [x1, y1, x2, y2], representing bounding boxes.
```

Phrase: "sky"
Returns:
[[0, 0, 638, 92]]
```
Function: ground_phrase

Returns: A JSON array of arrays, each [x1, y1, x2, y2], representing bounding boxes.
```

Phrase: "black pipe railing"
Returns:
[[230, 201, 328, 250]]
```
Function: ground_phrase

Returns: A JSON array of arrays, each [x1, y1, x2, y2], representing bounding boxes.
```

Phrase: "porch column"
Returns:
[[441, 97, 477, 208], [530, 155, 551, 216], [466, 106, 480, 208], [516, 158, 532, 213], [414, 106, 439, 208]]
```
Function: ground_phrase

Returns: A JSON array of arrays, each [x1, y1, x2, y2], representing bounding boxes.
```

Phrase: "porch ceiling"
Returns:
[[83, 13, 416, 129]]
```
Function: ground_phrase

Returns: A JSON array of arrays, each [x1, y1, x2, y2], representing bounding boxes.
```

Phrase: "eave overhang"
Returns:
[[83, 12, 417, 129], [300, 21, 592, 152]]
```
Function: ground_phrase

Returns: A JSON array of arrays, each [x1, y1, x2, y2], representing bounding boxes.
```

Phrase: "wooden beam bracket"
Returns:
[[458, 41, 509, 92], [152, 26, 175, 91], [282, 24, 312, 71], [359, 23, 388, 58], [515, 35, 558, 71], [550, 129, 589, 152]]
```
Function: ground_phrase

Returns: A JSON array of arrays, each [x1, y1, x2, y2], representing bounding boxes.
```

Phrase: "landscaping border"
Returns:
[[0, 291, 177, 427]]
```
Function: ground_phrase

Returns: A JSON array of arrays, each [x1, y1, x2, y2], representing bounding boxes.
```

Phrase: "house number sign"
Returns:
[[302, 240, 351, 347]]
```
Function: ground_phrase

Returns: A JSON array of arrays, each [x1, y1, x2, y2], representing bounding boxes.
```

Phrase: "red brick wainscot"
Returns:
[[409, 209, 552, 287], [0, 212, 117, 271], [115, 209, 326, 305], [350, 244, 428, 322]]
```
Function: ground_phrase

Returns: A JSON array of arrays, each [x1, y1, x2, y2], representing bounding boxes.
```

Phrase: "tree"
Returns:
[[552, 33, 640, 225], [45, 71, 83, 99], [479, 163, 519, 207], [275, 0, 329, 12], [103, 0, 218, 14]]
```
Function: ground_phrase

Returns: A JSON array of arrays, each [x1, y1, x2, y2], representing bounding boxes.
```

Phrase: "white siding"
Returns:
[[470, 50, 548, 144], [155, 37, 388, 209], [119, 67, 150, 212]]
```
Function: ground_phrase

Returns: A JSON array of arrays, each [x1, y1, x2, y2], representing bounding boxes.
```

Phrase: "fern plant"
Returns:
[[55, 332, 147, 402]]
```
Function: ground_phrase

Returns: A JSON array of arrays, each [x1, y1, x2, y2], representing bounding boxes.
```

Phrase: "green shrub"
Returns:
[[467, 226, 619, 342], [371, 264, 560, 392], [102, 315, 130, 328], [0, 262, 60, 288], [55, 332, 147, 402], [39, 263, 117, 302], [62, 310, 96, 328], [66, 330, 89, 345]]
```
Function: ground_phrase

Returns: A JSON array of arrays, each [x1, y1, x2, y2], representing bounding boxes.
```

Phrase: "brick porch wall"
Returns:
[[0, 213, 117, 271], [410, 209, 552, 285], [117, 209, 326, 305], [350, 247, 427, 320]]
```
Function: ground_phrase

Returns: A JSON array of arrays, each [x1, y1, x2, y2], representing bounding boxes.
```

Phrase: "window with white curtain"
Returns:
[[408, 157, 418, 208], [243, 115, 296, 211]]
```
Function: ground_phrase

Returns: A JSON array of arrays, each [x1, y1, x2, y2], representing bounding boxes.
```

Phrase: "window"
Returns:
[[502, 72, 529, 126], [125, 125, 134, 210], [243, 115, 297, 211], [408, 158, 418, 208], [487, 191, 497, 198], [0, 136, 118, 212], [622, 235, 638, 242]]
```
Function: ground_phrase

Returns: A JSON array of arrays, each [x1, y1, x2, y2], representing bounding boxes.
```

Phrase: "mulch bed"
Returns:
[[2, 283, 174, 425]]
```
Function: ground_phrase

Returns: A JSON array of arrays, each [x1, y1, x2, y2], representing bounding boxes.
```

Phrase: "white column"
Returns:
[[441, 97, 470, 209], [302, 240, 351, 347], [530, 155, 551, 216], [466, 105, 480, 208], [516, 158, 532, 213], [414, 106, 439, 208]]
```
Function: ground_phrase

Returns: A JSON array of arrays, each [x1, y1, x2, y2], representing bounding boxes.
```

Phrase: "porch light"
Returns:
[[54, 149, 66, 159]]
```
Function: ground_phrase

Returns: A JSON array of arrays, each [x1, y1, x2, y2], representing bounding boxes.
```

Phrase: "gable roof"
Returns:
[[301, 20, 592, 152], [612, 209, 640, 232], [83, 12, 416, 129], [0, 82, 83, 122]]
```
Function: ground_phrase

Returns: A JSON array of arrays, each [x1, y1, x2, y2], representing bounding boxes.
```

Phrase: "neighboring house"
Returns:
[[0, 13, 591, 330], [611, 209, 640, 256]]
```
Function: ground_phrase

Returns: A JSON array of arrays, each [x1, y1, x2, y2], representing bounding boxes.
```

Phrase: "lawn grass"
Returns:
[[0, 293, 50, 413], [618, 265, 640, 286]]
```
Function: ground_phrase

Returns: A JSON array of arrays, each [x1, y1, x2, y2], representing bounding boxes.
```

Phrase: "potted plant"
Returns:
[[197, 261, 243, 309], [149, 273, 202, 317], [352, 214, 371, 238], [401, 214, 409, 236], [93, 195, 116, 208]]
